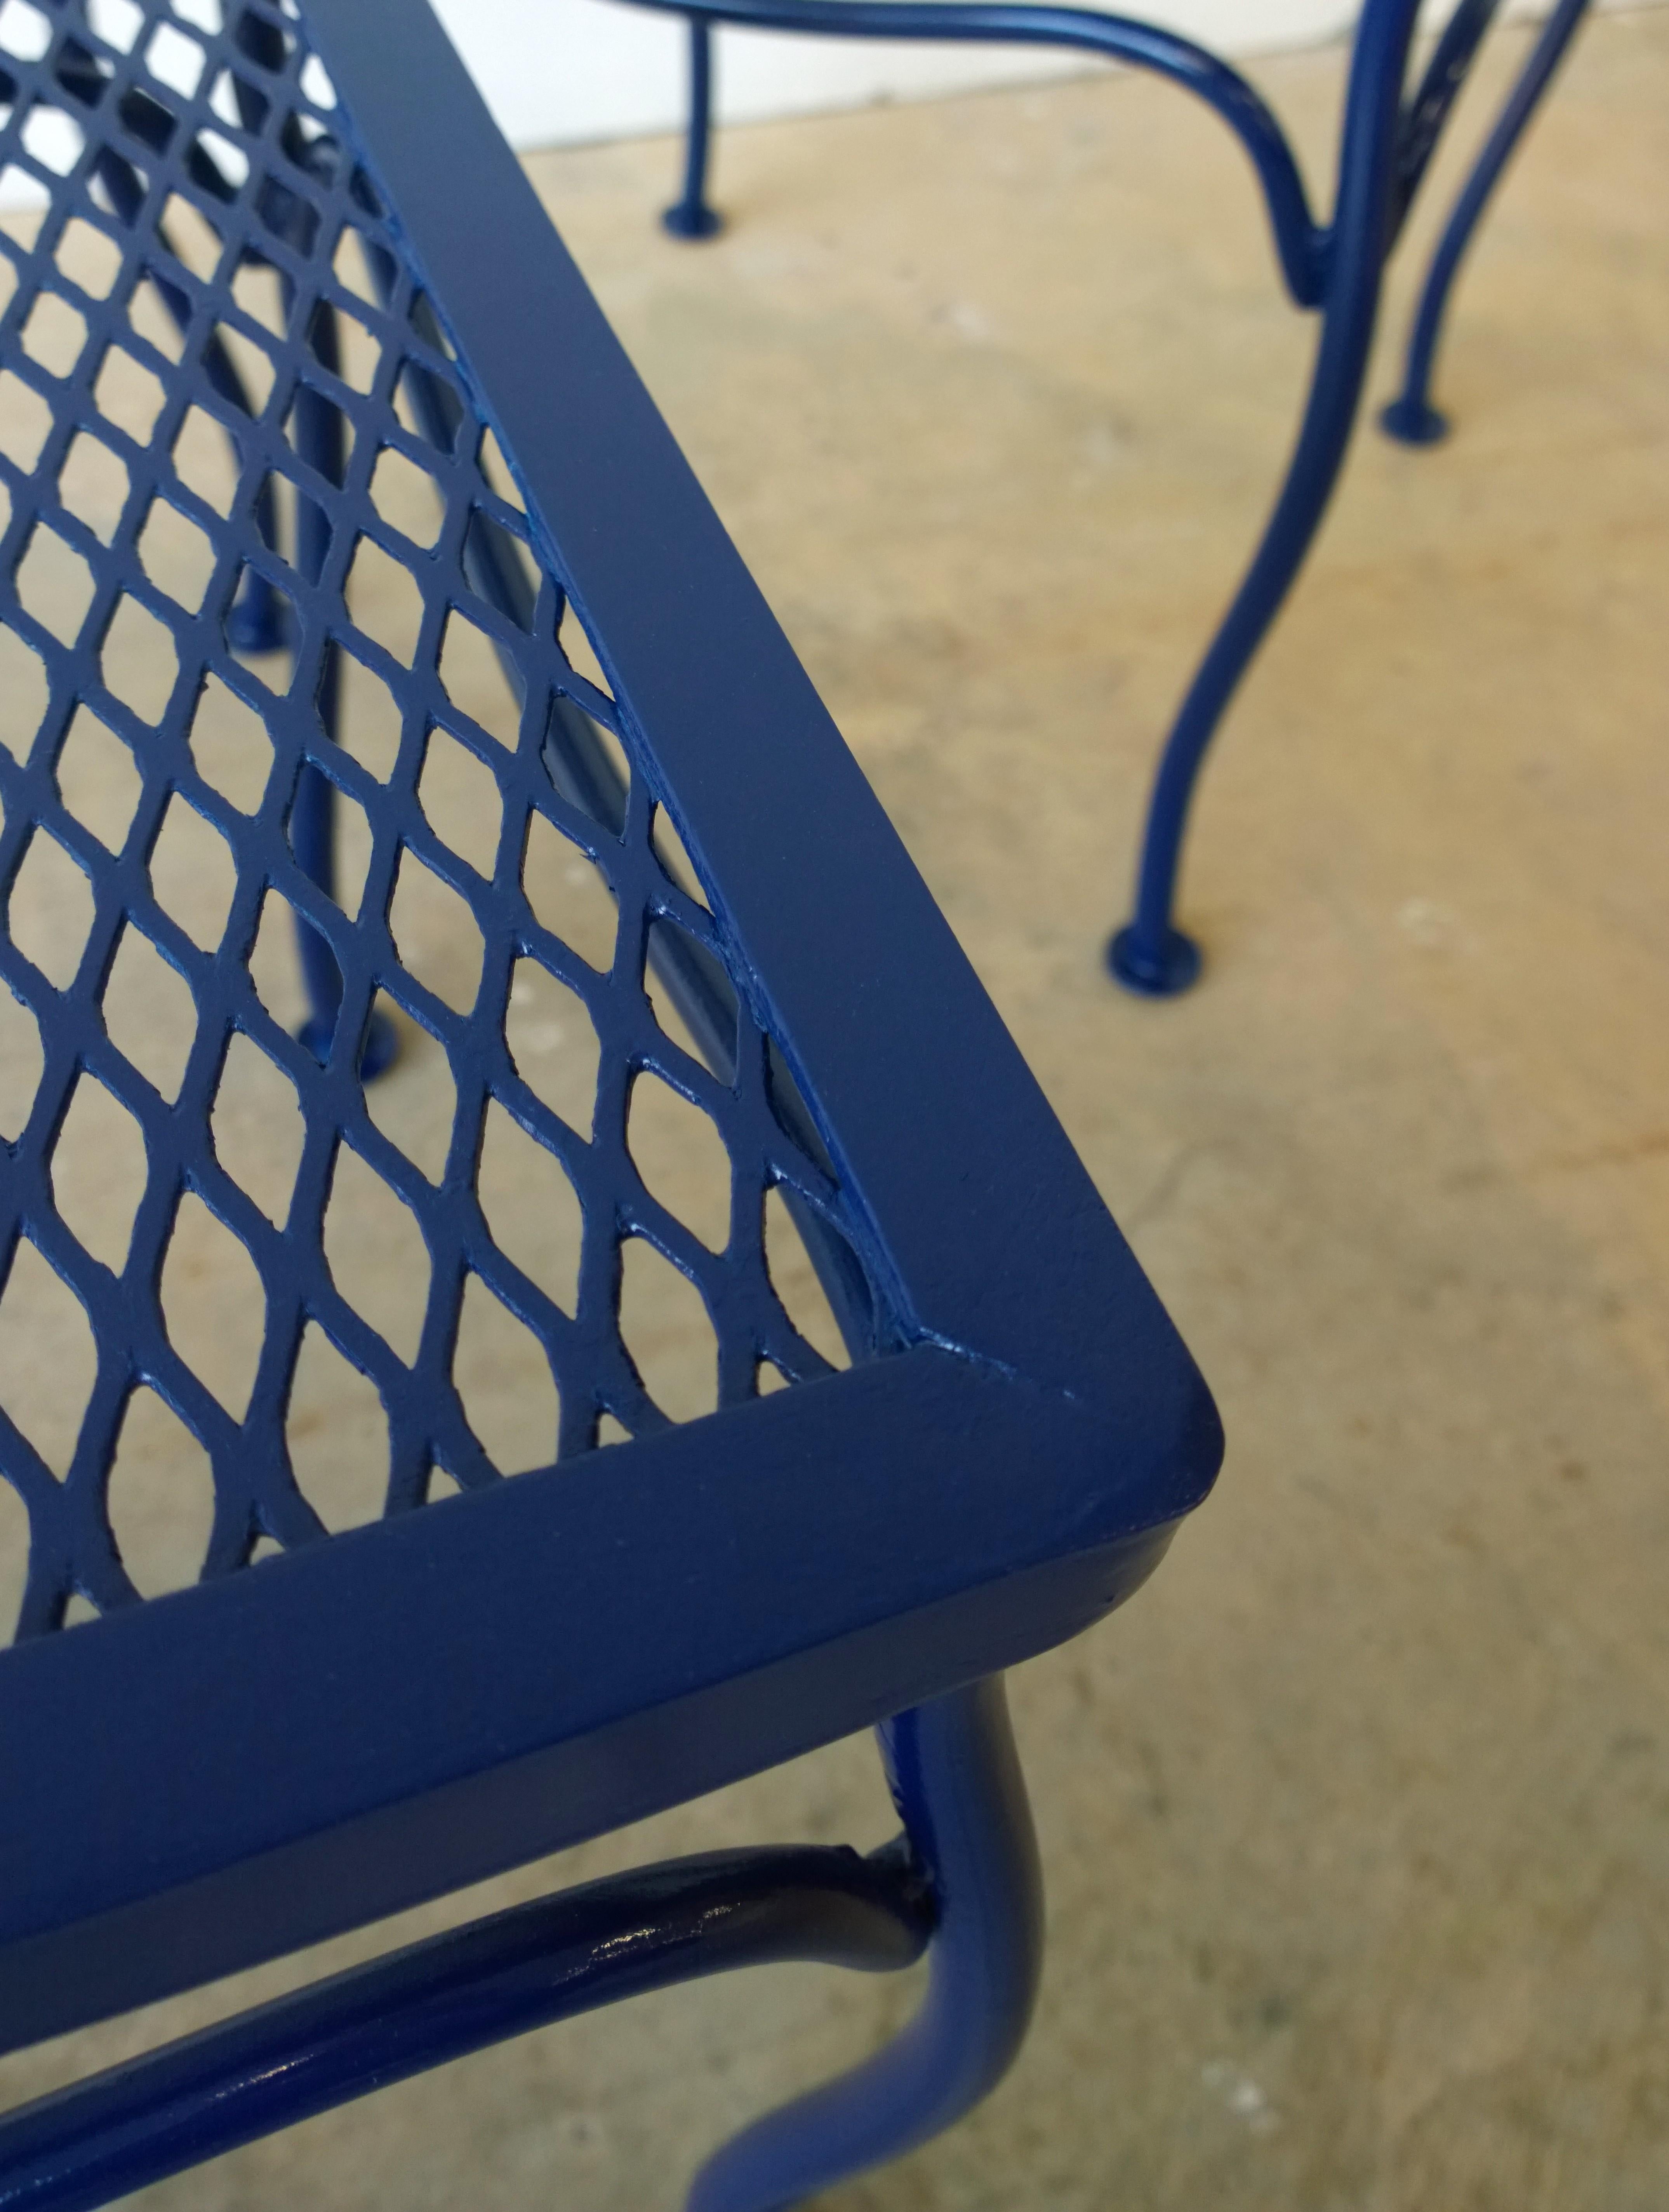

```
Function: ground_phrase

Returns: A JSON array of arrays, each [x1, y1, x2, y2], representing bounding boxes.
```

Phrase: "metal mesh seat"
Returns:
[[0, 1, 1220, 2203], [0, 0, 895, 1627]]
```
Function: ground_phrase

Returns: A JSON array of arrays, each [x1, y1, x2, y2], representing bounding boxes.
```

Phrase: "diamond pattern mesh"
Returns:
[[0, 0, 889, 1640]]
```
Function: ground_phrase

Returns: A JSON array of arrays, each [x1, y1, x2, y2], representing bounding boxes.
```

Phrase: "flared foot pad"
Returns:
[[1380, 396, 1451, 447], [1107, 924, 1202, 998], [661, 202, 724, 241], [298, 1009, 400, 1081]]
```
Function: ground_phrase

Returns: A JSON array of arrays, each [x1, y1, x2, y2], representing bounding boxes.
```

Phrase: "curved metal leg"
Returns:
[[635, 0, 1327, 301], [220, 456, 289, 654], [686, 1673, 1041, 2212], [664, 17, 725, 239], [290, 680, 398, 1075], [87, 145, 284, 651], [290, 299, 396, 1077], [1107, 0, 1424, 996], [1382, 0, 1591, 446], [0, 1844, 930, 2210]]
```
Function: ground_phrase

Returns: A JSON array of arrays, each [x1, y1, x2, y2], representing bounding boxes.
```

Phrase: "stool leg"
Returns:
[[1106, 286, 1390, 996], [290, 683, 398, 1079], [90, 157, 284, 653], [1382, 0, 1591, 447], [290, 302, 395, 1077], [1108, 0, 1422, 996], [222, 456, 289, 654], [664, 17, 725, 239], [684, 1674, 1041, 2212]]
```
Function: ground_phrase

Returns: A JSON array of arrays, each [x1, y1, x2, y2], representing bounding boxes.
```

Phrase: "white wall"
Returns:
[[428, 0, 1598, 154]]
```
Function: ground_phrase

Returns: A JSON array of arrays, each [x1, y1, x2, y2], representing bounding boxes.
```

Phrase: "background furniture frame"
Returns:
[[622, 0, 1594, 993]]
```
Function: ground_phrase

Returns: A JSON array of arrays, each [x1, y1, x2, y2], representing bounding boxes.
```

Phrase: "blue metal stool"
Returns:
[[625, 0, 1592, 994], [0, 1, 1221, 2205]]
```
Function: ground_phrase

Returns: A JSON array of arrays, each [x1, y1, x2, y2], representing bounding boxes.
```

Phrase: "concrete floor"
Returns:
[[3, 10, 1668, 2207]]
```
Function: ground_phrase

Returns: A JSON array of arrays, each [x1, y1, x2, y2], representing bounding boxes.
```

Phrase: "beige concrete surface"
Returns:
[[2, 10, 1668, 2208]]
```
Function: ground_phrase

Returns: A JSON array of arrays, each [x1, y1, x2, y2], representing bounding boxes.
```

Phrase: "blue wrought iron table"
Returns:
[[621, 0, 1593, 995], [0, 0, 1221, 2205]]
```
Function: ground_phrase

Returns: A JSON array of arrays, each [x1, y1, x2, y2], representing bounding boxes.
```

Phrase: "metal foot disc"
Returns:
[[661, 202, 724, 241], [1107, 924, 1203, 998], [1379, 396, 1451, 447]]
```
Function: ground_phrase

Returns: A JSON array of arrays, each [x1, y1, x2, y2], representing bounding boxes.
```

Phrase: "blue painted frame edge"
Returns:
[[0, 1343, 1214, 2052], [0, 0, 1222, 2053]]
